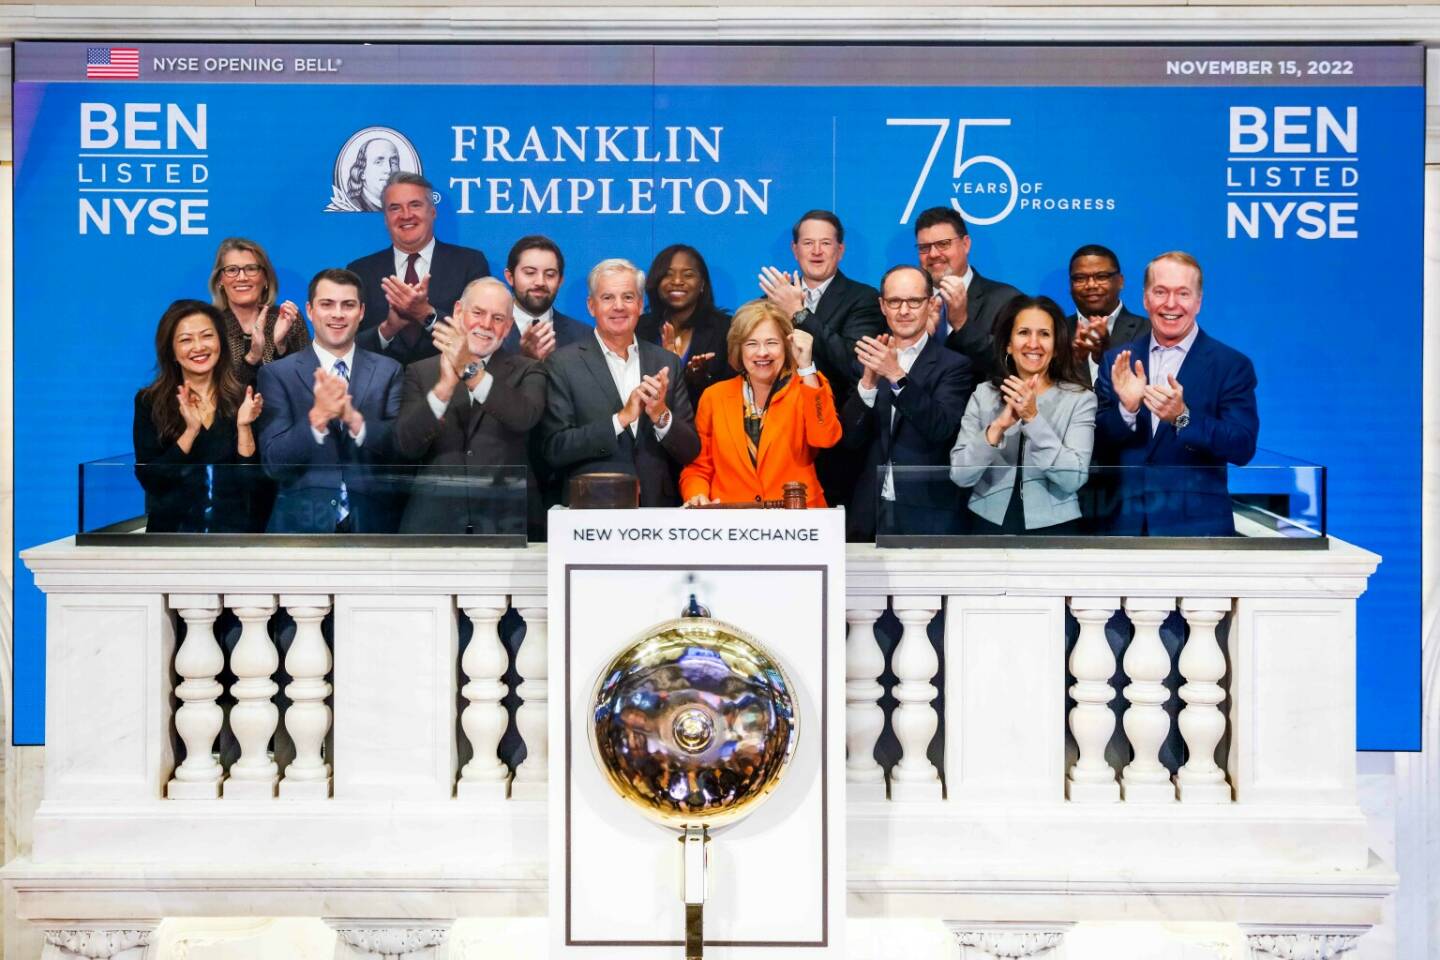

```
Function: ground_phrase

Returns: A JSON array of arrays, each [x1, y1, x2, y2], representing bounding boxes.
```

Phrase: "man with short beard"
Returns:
[[500, 235, 590, 361]]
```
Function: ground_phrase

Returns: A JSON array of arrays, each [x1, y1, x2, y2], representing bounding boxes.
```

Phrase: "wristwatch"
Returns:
[[460, 361, 481, 381], [654, 410, 673, 431], [792, 307, 812, 326], [1174, 407, 1191, 430]]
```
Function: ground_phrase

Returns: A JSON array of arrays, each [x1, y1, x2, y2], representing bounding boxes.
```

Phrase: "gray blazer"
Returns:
[[949, 381, 1097, 529]]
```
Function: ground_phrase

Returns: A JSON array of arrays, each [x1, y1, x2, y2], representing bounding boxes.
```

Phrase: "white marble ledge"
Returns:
[[5, 4, 1440, 43], [21, 535, 1379, 600]]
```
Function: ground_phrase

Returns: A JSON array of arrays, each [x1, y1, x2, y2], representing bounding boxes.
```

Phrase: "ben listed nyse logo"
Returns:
[[76, 101, 209, 236], [1226, 106, 1359, 240], [326, 127, 426, 213]]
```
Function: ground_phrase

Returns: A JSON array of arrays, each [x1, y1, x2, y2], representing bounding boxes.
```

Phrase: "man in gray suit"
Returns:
[[540, 258, 700, 506], [1067, 243, 1150, 388], [914, 205, 1022, 377], [393, 277, 547, 536]]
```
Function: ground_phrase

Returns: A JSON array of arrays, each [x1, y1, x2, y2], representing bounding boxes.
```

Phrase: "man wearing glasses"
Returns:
[[842, 265, 975, 540], [1067, 243, 1150, 387], [913, 205, 1021, 376]]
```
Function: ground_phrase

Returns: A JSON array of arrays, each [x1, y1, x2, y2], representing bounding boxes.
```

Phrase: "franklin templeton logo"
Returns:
[[326, 126, 425, 213]]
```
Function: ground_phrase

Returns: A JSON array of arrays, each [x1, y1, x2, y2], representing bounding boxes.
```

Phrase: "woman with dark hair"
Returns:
[[208, 236, 309, 387], [637, 244, 735, 397], [949, 295, 1096, 534], [133, 300, 266, 532]]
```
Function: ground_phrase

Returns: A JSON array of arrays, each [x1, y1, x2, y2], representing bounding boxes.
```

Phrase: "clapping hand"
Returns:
[[1000, 375, 1039, 423], [684, 352, 716, 383], [1110, 350, 1147, 413], [1143, 374, 1187, 425], [271, 300, 300, 353], [308, 367, 349, 431], [636, 367, 671, 422], [176, 384, 206, 435], [381, 273, 432, 323], [1073, 315, 1107, 363], [237, 385, 264, 426], [661, 321, 680, 356], [519, 319, 557, 361], [934, 274, 968, 334], [854, 333, 898, 389], [431, 316, 475, 389], [758, 266, 806, 317]]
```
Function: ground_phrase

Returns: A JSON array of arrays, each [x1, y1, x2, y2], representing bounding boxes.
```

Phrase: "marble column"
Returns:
[[845, 603, 886, 801]]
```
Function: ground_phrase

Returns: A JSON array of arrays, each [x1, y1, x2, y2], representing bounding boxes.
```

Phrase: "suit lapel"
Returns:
[[813, 272, 848, 329], [1143, 330, 1207, 456], [579, 339, 624, 409], [290, 347, 321, 399]]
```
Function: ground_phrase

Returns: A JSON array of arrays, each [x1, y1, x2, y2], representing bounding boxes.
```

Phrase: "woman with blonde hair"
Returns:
[[681, 299, 841, 507], [208, 236, 309, 386]]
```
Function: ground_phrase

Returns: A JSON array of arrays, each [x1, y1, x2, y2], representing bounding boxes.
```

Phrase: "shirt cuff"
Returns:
[[377, 328, 395, 349], [857, 383, 878, 408], [1120, 405, 1139, 430], [311, 425, 328, 445], [612, 413, 626, 436], [470, 371, 494, 405], [426, 389, 447, 420], [350, 422, 366, 447]]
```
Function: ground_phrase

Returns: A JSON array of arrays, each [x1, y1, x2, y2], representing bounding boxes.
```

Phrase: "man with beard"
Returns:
[[501, 235, 590, 360]]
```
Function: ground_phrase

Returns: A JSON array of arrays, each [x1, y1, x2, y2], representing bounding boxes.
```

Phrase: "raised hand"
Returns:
[[684, 352, 715, 383], [1000, 375, 1039, 423], [758, 266, 806, 317], [788, 327, 815, 370], [935, 274, 968, 333], [271, 300, 300, 353], [237, 385, 264, 426], [1143, 373, 1187, 425], [1072, 315, 1106, 363], [431, 316, 474, 386], [519, 319, 557, 361], [176, 385, 206, 435], [381, 273, 432, 322], [1110, 349, 1147, 413], [637, 366, 671, 421], [661, 321, 680, 356], [855, 333, 901, 386], [308, 367, 348, 430], [618, 380, 647, 430]]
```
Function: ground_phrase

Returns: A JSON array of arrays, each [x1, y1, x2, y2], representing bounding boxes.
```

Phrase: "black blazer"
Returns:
[[841, 336, 975, 539], [132, 393, 262, 533], [799, 270, 885, 402], [540, 336, 700, 506], [500, 309, 590, 356], [943, 268, 1023, 376], [1068, 305, 1152, 387], [636, 307, 737, 399], [349, 239, 491, 365], [393, 351, 548, 535]]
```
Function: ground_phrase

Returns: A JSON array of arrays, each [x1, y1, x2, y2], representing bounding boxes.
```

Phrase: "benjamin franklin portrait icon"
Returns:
[[326, 126, 423, 213]]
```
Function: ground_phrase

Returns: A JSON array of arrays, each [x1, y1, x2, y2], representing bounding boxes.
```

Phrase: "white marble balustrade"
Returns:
[[12, 536, 1391, 959]]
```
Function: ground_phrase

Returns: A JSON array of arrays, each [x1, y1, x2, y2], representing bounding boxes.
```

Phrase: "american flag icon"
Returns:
[[86, 47, 140, 79]]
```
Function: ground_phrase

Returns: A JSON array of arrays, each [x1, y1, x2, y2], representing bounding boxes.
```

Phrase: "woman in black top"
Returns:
[[209, 236, 309, 387], [133, 300, 265, 532], [637, 244, 735, 399]]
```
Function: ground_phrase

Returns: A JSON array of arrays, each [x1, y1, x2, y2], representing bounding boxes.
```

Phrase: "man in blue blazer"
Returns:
[[500, 235, 591, 360], [258, 268, 404, 533], [349, 172, 490, 366], [1093, 252, 1258, 537], [843, 265, 975, 540]]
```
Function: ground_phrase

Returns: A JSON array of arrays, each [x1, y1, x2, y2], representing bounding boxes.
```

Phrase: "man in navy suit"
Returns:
[[913, 206, 1022, 377], [843, 265, 975, 541], [258, 268, 404, 533], [1094, 251, 1259, 537], [500, 235, 590, 361], [1067, 243, 1151, 388], [349, 172, 490, 366]]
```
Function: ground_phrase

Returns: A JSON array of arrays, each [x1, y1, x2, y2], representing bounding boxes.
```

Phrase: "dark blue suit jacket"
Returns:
[[500, 309, 590, 355], [841, 335, 975, 539], [350, 239, 490, 366], [256, 345, 404, 533], [1093, 328, 1259, 536]]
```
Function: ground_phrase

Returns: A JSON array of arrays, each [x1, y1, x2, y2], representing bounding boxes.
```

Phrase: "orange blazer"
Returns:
[[680, 374, 842, 507]]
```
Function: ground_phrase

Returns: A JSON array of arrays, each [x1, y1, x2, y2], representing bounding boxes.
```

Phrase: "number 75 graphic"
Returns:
[[887, 118, 1019, 226]]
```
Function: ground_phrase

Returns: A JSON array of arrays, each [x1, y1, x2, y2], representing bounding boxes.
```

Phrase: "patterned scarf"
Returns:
[[741, 375, 789, 466]]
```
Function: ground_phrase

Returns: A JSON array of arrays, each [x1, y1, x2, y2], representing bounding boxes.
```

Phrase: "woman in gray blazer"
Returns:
[[950, 296, 1096, 534]]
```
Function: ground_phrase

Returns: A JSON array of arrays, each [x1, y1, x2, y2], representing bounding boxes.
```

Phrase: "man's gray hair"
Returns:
[[587, 258, 645, 297], [382, 171, 435, 206], [458, 276, 513, 309]]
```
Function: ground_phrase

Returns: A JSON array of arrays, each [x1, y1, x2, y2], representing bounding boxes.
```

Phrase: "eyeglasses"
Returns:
[[881, 297, 929, 312], [221, 264, 263, 279], [915, 237, 959, 256], [1070, 271, 1118, 286]]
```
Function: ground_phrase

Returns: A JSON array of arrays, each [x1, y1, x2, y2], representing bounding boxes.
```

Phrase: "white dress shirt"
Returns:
[[310, 342, 366, 446], [801, 273, 836, 312], [596, 331, 672, 440], [855, 333, 928, 500], [512, 303, 553, 338], [1120, 323, 1199, 434], [1077, 300, 1125, 383], [376, 237, 439, 348]]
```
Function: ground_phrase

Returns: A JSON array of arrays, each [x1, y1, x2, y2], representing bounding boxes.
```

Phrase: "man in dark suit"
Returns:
[[1067, 243, 1150, 388], [394, 277, 547, 536], [913, 206, 1022, 376], [258, 268, 403, 533], [540, 258, 700, 506], [758, 209, 885, 506], [500, 235, 590, 361], [349, 172, 490, 366], [843, 265, 975, 541], [1094, 251, 1259, 536]]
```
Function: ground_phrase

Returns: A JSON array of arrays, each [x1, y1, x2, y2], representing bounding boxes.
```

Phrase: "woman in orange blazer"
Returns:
[[681, 299, 842, 507]]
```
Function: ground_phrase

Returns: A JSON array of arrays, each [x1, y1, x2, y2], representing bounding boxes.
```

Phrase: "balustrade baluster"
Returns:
[[845, 604, 887, 801], [167, 594, 225, 799], [222, 594, 280, 799], [1066, 597, 1121, 803], [1176, 598, 1233, 803], [279, 595, 333, 798], [457, 598, 510, 799], [889, 597, 943, 801], [1120, 598, 1177, 803], [512, 599, 549, 800]]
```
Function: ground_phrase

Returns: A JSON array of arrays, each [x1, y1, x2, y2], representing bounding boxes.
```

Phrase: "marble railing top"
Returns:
[[22, 535, 1380, 600]]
